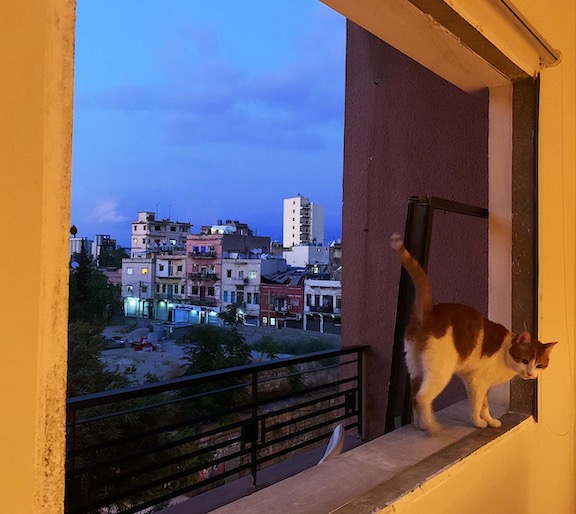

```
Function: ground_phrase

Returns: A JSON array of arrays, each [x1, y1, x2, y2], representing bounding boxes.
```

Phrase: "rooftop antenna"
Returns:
[[155, 202, 160, 216], [168, 204, 172, 220]]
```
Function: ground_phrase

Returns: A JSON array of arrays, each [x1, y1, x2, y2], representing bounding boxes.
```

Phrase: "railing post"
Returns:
[[250, 370, 258, 487]]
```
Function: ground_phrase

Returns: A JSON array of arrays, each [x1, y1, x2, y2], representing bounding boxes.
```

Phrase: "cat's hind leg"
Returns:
[[414, 366, 452, 434], [410, 376, 423, 430]]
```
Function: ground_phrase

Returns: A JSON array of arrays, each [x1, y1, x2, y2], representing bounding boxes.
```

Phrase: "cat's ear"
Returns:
[[543, 341, 558, 353], [513, 331, 532, 347]]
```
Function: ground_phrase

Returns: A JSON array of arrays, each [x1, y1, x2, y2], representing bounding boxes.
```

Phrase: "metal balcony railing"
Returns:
[[309, 305, 334, 314], [65, 346, 366, 514], [188, 272, 219, 281], [187, 295, 218, 306], [189, 251, 217, 259]]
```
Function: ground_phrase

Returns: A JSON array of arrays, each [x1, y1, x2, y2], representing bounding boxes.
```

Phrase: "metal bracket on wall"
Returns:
[[384, 196, 489, 433]]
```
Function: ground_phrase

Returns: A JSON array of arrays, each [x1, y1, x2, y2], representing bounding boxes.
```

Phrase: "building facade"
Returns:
[[130, 211, 191, 258], [282, 194, 324, 248], [221, 257, 261, 324], [186, 222, 271, 325], [260, 280, 305, 329], [303, 279, 341, 334], [122, 257, 155, 318], [283, 243, 330, 267]]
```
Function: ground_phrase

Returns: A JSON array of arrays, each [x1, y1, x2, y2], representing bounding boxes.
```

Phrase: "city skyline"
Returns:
[[71, 1, 346, 247]]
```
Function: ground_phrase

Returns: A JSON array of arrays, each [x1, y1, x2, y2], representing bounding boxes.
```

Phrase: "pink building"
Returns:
[[186, 221, 270, 324]]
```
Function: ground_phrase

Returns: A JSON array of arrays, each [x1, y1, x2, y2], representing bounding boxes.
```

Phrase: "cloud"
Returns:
[[92, 200, 130, 224], [75, 9, 345, 153]]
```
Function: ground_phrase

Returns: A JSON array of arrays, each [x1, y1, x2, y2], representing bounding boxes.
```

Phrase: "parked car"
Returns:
[[101, 336, 125, 349]]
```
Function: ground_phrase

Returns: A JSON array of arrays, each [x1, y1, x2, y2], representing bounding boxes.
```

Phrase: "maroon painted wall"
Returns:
[[342, 22, 489, 439]]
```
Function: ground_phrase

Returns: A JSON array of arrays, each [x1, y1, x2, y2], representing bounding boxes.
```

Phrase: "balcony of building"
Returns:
[[188, 272, 219, 281], [308, 305, 334, 314], [189, 251, 218, 259], [154, 248, 187, 257], [187, 295, 218, 307], [65, 347, 366, 514]]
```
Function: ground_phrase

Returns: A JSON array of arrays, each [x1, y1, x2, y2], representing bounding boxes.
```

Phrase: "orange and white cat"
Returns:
[[391, 233, 556, 433]]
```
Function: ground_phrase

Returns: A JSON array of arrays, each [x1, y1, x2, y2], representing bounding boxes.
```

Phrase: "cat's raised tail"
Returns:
[[390, 233, 432, 322]]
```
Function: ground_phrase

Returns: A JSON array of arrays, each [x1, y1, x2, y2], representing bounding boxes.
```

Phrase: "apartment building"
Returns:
[[186, 221, 271, 325], [221, 256, 261, 325], [283, 243, 330, 267], [130, 211, 191, 258], [259, 266, 340, 332], [282, 194, 324, 248], [122, 257, 155, 318], [123, 211, 192, 319], [154, 251, 188, 321], [303, 278, 341, 334], [260, 272, 305, 329]]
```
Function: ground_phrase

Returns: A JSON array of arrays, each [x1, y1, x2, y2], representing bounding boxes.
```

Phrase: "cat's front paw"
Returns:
[[473, 418, 488, 429], [487, 418, 502, 428]]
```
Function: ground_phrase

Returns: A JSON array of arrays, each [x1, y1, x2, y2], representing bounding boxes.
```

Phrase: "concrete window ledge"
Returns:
[[207, 401, 529, 514]]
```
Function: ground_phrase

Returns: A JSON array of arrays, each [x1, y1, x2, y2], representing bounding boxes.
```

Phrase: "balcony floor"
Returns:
[[161, 436, 362, 514]]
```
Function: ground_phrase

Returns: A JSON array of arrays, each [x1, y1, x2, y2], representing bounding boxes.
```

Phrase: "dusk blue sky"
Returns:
[[71, 1, 346, 247]]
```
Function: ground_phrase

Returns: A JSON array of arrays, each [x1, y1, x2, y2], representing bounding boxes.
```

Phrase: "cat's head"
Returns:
[[508, 331, 557, 379]]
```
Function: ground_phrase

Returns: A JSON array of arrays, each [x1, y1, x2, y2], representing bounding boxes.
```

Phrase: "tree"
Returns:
[[218, 303, 244, 326], [67, 321, 129, 397], [252, 335, 282, 361], [69, 246, 122, 323], [181, 325, 252, 375], [180, 325, 252, 417], [67, 323, 190, 513], [98, 245, 129, 269]]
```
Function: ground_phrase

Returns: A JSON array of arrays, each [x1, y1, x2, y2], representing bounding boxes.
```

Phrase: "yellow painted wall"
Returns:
[[379, 0, 576, 512], [0, 1, 75, 512]]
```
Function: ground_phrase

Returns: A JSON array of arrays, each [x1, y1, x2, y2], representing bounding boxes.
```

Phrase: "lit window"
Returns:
[[127, 267, 133, 275], [262, 317, 268, 326], [132, 238, 137, 244], [249, 271, 257, 279], [270, 317, 276, 326], [141, 268, 148, 275], [169, 239, 176, 245]]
